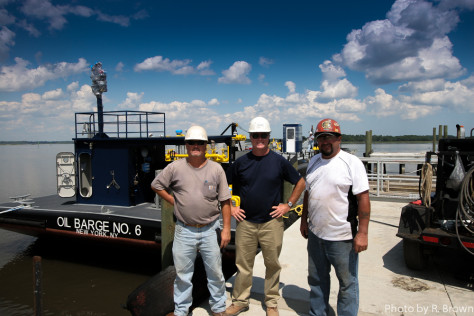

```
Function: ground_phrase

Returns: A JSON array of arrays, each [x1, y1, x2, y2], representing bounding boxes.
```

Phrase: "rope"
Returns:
[[456, 165, 474, 256], [0, 206, 25, 214], [236, 125, 249, 134], [420, 162, 433, 207]]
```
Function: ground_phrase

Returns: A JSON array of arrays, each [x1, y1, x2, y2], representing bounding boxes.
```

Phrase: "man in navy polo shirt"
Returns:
[[226, 117, 305, 316]]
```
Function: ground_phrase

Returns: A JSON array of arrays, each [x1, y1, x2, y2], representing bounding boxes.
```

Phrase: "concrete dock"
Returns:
[[191, 200, 474, 316]]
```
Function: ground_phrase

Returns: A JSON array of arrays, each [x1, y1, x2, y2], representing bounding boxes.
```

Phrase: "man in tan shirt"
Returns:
[[152, 125, 231, 316]]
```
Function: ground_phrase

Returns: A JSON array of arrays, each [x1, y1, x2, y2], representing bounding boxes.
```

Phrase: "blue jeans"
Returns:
[[172, 220, 226, 316], [307, 230, 359, 316]]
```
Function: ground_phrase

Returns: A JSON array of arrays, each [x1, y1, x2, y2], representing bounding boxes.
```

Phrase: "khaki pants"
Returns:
[[231, 217, 284, 308]]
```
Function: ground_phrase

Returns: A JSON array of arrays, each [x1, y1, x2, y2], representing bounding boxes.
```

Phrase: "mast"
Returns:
[[90, 62, 107, 138]]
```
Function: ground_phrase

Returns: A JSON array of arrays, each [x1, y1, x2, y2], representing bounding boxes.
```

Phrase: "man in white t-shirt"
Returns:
[[300, 118, 371, 316]]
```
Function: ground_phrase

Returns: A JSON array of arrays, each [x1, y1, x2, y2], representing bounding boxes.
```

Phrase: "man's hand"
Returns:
[[220, 227, 231, 248], [354, 191, 370, 253], [353, 232, 368, 253], [231, 205, 246, 222], [270, 203, 291, 218]]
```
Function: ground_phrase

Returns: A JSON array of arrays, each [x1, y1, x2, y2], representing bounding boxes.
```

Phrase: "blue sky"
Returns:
[[1, 0, 473, 141]]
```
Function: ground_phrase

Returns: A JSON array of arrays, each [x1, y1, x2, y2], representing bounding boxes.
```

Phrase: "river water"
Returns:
[[0, 142, 433, 315], [0, 144, 160, 316]]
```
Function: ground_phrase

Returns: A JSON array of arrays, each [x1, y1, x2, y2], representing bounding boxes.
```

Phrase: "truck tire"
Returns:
[[403, 238, 427, 270]]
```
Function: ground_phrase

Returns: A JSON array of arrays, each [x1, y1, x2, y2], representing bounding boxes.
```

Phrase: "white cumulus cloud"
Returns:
[[0, 82, 95, 140], [218, 61, 251, 84], [0, 26, 15, 61], [138, 99, 225, 134], [20, 0, 139, 30], [259, 57, 274, 67], [118, 92, 144, 109], [0, 57, 89, 92], [134, 56, 214, 76], [333, 0, 468, 84]]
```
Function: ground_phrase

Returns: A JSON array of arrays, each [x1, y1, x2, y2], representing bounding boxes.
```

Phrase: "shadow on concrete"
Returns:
[[382, 240, 474, 291], [281, 282, 336, 316], [238, 275, 336, 316], [281, 283, 310, 314]]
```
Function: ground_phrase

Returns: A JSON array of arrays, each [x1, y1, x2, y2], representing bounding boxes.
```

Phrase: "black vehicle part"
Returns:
[[403, 238, 428, 270]]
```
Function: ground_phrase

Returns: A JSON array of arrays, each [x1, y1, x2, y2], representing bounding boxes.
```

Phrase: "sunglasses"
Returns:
[[251, 133, 269, 139], [186, 140, 206, 146], [316, 134, 338, 141]]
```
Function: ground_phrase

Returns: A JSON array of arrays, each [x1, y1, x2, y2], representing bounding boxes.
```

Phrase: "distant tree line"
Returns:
[[1, 134, 456, 145], [0, 141, 73, 145], [302, 134, 448, 143], [340, 134, 437, 143]]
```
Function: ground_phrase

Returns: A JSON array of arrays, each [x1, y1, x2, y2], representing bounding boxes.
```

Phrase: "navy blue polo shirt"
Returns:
[[228, 150, 302, 223]]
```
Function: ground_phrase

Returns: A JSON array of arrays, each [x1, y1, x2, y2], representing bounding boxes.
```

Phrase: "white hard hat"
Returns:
[[248, 117, 271, 133], [185, 125, 208, 141]]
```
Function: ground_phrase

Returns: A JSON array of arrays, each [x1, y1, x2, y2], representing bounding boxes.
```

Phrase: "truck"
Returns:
[[396, 126, 474, 269]]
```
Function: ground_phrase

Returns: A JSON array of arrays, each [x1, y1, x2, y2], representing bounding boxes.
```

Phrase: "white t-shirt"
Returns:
[[305, 150, 369, 241]]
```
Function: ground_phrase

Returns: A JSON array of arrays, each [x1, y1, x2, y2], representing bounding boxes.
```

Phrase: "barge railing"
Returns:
[[75, 111, 166, 139]]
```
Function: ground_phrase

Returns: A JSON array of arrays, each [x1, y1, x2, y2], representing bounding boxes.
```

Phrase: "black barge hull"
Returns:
[[0, 195, 165, 249]]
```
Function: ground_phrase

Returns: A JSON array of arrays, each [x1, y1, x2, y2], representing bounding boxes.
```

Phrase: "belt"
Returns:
[[183, 222, 208, 228]]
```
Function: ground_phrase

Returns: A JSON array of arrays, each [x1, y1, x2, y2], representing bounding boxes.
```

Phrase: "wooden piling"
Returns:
[[364, 130, 373, 174], [33, 256, 42, 316], [399, 164, 405, 174], [155, 169, 175, 270], [284, 155, 298, 203], [444, 125, 448, 139], [432, 127, 437, 152], [365, 130, 373, 157], [161, 196, 175, 270]]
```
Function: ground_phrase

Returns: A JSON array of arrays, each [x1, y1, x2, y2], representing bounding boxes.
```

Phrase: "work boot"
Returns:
[[266, 306, 279, 316], [225, 303, 249, 315], [165, 313, 176, 316]]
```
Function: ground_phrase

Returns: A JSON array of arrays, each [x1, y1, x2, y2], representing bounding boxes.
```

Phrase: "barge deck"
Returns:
[[0, 195, 240, 249]]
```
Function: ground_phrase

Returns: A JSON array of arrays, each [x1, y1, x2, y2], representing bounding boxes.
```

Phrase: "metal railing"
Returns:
[[360, 155, 437, 198], [75, 111, 166, 139]]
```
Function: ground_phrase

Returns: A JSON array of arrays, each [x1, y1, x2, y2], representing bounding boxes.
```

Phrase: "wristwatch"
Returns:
[[287, 201, 293, 208]]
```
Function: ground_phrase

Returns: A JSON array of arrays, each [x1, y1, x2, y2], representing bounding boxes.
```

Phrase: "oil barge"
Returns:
[[0, 118, 240, 249], [0, 63, 302, 252], [0, 63, 250, 250]]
